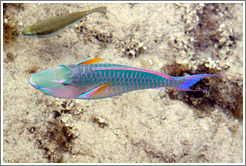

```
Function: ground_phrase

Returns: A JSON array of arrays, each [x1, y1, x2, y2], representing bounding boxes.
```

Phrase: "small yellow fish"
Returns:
[[21, 6, 107, 38]]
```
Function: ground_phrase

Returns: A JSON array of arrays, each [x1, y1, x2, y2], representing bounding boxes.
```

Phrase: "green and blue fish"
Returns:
[[21, 6, 107, 38], [29, 58, 219, 99]]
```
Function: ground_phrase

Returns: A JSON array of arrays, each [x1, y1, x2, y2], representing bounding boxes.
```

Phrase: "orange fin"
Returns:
[[77, 82, 111, 99], [77, 58, 103, 65]]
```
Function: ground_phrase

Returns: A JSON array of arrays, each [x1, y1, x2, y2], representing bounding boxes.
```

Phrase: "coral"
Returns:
[[75, 22, 113, 47], [163, 61, 243, 119], [168, 4, 239, 73], [3, 3, 24, 48], [3, 16, 19, 48], [116, 23, 147, 58], [28, 100, 80, 163], [77, 14, 147, 58], [165, 4, 243, 119], [48, 112, 79, 150], [26, 62, 38, 74], [119, 40, 147, 58], [31, 112, 79, 162], [4, 51, 16, 63], [92, 114, 109, 128]]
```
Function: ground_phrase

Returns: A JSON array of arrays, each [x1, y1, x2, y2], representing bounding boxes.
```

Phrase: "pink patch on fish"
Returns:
[[51, 79, 67, 83]]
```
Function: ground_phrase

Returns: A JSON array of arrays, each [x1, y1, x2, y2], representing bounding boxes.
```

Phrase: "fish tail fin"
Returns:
[[172, 74, 220, 91], [92, 6, 107, 15]]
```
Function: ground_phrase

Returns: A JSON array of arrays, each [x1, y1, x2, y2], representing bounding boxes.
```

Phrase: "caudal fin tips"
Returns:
[[173, 74, 220, 91]]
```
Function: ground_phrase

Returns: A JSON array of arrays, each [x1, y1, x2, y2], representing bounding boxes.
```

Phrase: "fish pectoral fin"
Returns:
[[77, 58, 103, 65], [77, 82, 111, 99]]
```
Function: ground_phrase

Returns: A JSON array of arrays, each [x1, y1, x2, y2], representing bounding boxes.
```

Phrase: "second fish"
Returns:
[[21, 6, 107, 38]]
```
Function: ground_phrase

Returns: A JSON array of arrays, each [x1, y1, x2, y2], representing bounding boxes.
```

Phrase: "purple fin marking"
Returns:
[[77, 82, 111, 99], [93, 67, 173, 80], [172, 74, 220, 91]]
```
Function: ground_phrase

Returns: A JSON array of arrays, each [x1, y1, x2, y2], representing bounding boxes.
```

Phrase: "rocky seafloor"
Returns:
[[3, 3, 243, 163]]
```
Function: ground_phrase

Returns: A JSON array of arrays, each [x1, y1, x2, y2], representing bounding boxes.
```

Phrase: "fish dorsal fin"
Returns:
[[77, 58, 103, 65], [77, 82, 111, 99]]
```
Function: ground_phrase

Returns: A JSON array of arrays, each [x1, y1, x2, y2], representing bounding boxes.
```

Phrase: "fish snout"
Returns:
[[29, 76, 39, 89]]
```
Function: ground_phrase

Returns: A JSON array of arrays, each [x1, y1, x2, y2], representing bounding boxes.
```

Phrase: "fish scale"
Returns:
[[65, 63, 172, 98]]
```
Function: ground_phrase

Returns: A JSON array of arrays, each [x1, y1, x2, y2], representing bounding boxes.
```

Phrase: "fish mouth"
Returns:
[[29, 76, 39, 89]]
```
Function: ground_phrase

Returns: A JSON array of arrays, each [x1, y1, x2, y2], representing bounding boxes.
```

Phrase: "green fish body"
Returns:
[[29, 58, 219, 99], [21, 6, 107, 37]]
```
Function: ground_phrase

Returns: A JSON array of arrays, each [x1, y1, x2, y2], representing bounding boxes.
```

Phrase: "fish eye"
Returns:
[[61, 81, 69, 86]]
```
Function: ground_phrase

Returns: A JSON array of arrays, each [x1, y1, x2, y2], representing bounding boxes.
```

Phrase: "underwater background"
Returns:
[[3, 3, 243, 163]]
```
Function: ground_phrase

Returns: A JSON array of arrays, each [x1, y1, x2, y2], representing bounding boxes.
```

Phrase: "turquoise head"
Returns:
[[29, 65, 79, 99]]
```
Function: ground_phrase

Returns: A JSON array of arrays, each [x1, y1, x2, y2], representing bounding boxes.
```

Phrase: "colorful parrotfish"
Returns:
[[29, 58, 219, 99]]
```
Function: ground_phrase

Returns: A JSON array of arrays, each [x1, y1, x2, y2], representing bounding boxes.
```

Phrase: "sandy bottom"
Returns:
[[2, 3, 244, 163]]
